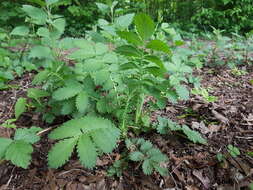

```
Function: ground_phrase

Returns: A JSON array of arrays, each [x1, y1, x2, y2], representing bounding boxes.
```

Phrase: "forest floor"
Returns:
[[0, 63, 253, 189]]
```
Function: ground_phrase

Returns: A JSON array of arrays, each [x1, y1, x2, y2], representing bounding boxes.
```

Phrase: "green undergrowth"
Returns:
[[0, 0, 252, 177]]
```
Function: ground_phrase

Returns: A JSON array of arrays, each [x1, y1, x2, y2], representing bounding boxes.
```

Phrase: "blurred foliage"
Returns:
[[1, 0, 252, 35]]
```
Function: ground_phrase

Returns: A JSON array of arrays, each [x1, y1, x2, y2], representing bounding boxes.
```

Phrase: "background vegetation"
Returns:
[[1, 0, 252, 36]]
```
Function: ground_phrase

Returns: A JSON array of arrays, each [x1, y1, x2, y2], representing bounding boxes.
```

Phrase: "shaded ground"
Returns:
[[0, 65, 253, 190]]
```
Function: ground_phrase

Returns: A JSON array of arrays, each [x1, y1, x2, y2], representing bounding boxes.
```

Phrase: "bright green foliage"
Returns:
[[48, 116, 120, 168], [107, 159, 128, 177], [191, 87, 218, 103], [5, 141, 33, 169], [227, 144, 240, 158], [14, 127, 42, 144], [52, 85, 82, 101], [22, 5, 47, 25], [1, 119, 17, 128], [134, 13, 155, 41], [126, 138, 168, 176], [10, 26, 29, 36], [175, 85, 189, 100], [76, 91, 89, 113], [0, 138, 12, 159], [0, 3, 210, 176], [48, 137, 78, 168], [0, 127, 42, 168], [146, 40, 171, 54], [15, 98, 27, 119], [157, 116, 207, 144], [28, 46, 52, 59], [27, 88, 50, 99]]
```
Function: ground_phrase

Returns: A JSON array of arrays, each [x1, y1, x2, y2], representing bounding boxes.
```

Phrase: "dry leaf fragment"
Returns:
[[211, 110, 229, 123], [192, 170, 210, 189]]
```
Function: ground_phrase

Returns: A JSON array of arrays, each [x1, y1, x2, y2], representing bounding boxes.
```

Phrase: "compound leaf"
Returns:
[[129, 151, 145, 161]]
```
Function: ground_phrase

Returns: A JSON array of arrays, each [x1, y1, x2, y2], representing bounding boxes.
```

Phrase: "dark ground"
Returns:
[[0, 65, 253, 190]]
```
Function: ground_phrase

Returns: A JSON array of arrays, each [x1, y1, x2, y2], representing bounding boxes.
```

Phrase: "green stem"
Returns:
[[121, 90, 136, 137], [135, 93, 145, 124]]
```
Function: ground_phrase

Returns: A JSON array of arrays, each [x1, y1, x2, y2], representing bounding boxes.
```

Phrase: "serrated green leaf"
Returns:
[[48, 116, 120, 169], [61, 100, 75, 115], [91, 127, 120, 153], [175, 85, 189, 100], [182, 125, 207, 144], [144, 55, 165, 69], [48, 137, 78, 168], [46, 0, 59, 6], [146, 39, 171, 54], [140, 140, 153, 152], [142, 159, 153, 175], [134, 13, 155, 41], [49, 119, 84, 140], [32, 70, 49, 85], [10, 26, 29, 36], [69, 49, 95, 60], [29, 46, 52, 59], [0, 138, 13, 159], [27, 88, 50, 99], [103, 52, 118, 63], [153, 165, 168, 176], [22, 5, 47, 25], [82, 59, 104, 72], [14, 127, 42, 144], [37, 27, 50, 38], [77, 134, 97, 169], [96, 98, 109, 113], [92, 70, 110, 85], [148, 149, 168, 162], [166, 90, 178, 103], [96, 3, 109, 14], [15, 98, 27, 119], [5, 140, 33, 169], [76, 91, 89, 113], [52, 86, 82, 101], [117, 31, 143, 46], [116, 45, 142, 57], [129, 151, 144, 161], [52, 18, 65, 34], [95, 43, 108, 55], [115, 13, 135, 29]]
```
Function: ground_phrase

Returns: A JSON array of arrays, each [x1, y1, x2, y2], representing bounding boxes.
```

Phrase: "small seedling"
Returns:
[[227, 144, 240, 158], [1, 119, 17, 128], [230, 67, 248, 76], [191, 87, 218, 103]]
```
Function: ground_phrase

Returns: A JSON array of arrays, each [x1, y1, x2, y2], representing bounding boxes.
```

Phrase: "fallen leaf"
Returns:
[[211, 110, 229, 123], [191, 121, 209, 134], [192, 170, 210, 189]]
